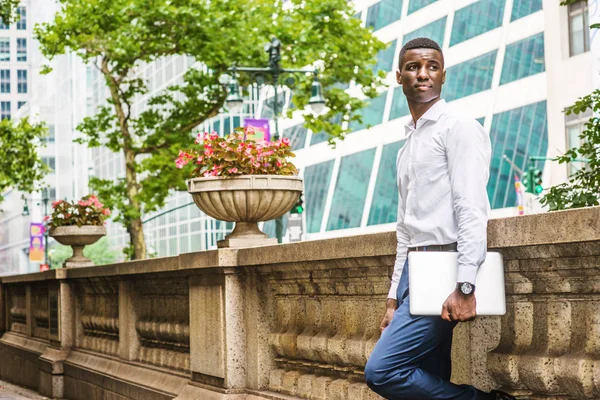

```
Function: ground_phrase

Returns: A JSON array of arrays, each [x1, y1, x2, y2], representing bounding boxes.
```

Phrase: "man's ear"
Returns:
[[442, 69, 446, 85], [396, 69, 402, 85]]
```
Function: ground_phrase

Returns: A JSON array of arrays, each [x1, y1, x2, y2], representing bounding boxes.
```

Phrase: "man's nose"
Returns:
[[417, 66, 429, 80]]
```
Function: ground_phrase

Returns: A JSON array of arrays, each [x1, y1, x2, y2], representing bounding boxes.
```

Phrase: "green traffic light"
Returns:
[[535, 185, 543, 194]]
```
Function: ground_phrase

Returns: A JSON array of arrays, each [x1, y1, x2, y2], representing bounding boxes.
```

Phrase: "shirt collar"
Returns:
[[404, 99, 447, 135]]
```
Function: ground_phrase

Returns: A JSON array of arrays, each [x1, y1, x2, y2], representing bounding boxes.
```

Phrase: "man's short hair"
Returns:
[[398, 37, 444, 69]]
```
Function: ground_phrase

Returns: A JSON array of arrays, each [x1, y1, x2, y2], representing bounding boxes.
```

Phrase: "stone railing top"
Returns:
[[1, 206, 598, 284]]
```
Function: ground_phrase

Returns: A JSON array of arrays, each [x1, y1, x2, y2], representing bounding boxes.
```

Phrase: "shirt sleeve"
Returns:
[[388, 193, 410, 300], [445, 118, 491, 284]]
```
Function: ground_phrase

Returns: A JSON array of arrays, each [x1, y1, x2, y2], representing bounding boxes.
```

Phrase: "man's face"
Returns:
[[396, 48, 445, 104]]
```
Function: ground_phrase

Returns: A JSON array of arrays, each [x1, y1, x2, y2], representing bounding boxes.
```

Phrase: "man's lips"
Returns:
[[414, 84, 432, 91]]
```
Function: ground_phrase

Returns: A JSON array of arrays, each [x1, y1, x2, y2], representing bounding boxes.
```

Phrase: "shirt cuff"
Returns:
[[456, 264, 478, 285], [387, 280, 399, 300]]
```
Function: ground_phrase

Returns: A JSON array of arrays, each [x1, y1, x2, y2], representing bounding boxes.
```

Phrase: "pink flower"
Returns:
[[195, 134, 203, 144], [52, 200, 63, 208], [43, 215, 50, 221], [102, 208, 111, 216], [228, 167, 238, 174], [197, 156, 204, 164], [244, 148, 252, 156], [282, 138, 291, 146], [210, 170, 220, 176], [176, 151, 193, 169], [205, 147, 214, 156], [209, 132, 219, 140], [78, 200, 92, 207], [276, 160, 282, 167], [218, 142, 227, 148]]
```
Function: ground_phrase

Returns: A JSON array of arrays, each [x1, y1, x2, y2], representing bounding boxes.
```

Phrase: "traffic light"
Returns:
[[522, 167, 543, 195], [290, 195, 304, 214], [533, 168, 543, 194]]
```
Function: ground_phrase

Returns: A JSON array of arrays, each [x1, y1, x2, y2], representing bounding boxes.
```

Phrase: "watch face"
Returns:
[[460, 282, 474, 295]]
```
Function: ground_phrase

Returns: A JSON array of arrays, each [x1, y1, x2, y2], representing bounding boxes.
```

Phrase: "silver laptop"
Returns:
[[408, 251, 506, 316]]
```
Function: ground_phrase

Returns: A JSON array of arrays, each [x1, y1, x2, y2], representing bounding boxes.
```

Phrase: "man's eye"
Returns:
[[408, 65, 416, 70], [430, 65, 439, 70]]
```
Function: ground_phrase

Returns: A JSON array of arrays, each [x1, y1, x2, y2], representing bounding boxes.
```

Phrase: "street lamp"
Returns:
[[21, 195, 30, 216], [223, 37, 326, 242]]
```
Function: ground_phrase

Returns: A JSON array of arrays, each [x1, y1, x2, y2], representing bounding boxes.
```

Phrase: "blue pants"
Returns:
[[365, 262, 491, 400]]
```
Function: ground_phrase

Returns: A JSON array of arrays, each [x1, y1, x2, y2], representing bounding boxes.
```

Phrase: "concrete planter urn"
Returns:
[[49, 225, 106, 268], [187, 175, 303, 248]]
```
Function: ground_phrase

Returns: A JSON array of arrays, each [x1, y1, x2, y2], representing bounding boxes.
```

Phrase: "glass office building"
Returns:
[[88, 0, 593, 255]]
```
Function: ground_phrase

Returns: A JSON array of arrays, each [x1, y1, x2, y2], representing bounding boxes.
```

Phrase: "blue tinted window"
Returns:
[[374, 40, 397, 74], [305, 160, 335, 233], [262, 215, 288, 238], [327, 148, 376, 230], [368, 141, 405, 225], [511, 0, 542, 21], [488, 101, 548, 209], [389, 86, 410, 120], [349, 93, 387, 132], [450, 0, 505, 46], [16, 7, 26, 30], [408, 0, 439, 14], [476, 117, 485, 126], [402, 16, 447, 47], [282, 124, 308, 150], [366, 0, 403, 31], [444, 50, 497, 102], [500, 32, 545, 85]]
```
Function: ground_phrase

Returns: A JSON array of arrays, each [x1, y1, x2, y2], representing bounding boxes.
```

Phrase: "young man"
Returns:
[[364, 38, 515, 400]]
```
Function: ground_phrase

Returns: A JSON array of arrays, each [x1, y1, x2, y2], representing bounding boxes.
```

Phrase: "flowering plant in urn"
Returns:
[[46, 194, 109, 268], [179, 129, 303, 248], [176, 129, 298, 177]]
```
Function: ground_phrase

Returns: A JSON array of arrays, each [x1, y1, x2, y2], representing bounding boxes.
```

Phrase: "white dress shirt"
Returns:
[[388, 99, 492, 300]]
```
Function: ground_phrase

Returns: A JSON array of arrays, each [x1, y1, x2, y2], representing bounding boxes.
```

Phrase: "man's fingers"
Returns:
[[441, 304, 451, 322]]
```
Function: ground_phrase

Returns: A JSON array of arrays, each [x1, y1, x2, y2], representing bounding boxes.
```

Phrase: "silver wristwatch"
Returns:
[[457, 282, 475, 296]]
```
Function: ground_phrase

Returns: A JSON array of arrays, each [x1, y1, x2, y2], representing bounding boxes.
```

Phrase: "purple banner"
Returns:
[[29, 222, 44, 262], [244, 118, 271, 142]]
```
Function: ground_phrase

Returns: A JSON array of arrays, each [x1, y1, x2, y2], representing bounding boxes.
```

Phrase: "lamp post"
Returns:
[[223, 37, 326, 242], [41, 188, 49, 266]]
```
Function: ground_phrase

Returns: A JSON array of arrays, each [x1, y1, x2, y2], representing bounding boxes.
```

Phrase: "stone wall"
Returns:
[[0, 206, 598, 400]]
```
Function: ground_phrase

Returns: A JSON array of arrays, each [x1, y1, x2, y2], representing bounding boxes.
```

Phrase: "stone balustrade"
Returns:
[[0, 206, 598, 400]]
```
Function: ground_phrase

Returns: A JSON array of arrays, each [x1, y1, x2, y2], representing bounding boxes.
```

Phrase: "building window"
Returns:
[[349, 93, 387, 132], [403, 16, 447, 47], [17, 101, 25, 109], [282, 124, 308, 151], [511, 0, 542, 21], [44, 124, 55, 143], [389, 86, 410, 120], [565, 110, 592, 175], [42, 156, 56, 172], [569, 1, 591, 56], [373, 40, 397, 74], [488, 101, 548, 209], [450, 0, 505, 46], [17, 38, 26, 62], [16, 7, 26, 30], [366, 0, 403, 31], [0, 18, 8, 30], [304, 160, 335, 233], [327, 148, 376, 230], [444, 50, 497, 101], [0, 38, 9, 61], [17, 70, 26, 93], [500, 32, 545, 85], [368, 140, 406, 225], [0, 69, 9, 93], [1, 101, 10, 120], [408, 0, 438, 14]]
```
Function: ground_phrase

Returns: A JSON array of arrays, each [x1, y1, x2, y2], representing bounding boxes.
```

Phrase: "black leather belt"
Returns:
[[407, 242, 458, 253]]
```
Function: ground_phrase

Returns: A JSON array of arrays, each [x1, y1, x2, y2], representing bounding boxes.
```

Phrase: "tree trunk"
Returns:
[[101, 60, 147, 260], [124, 146, 147, 260]]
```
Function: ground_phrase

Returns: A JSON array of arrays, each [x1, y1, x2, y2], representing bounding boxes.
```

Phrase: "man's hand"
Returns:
[[380, 298, 398, 332], [441, 289, 476, 322]]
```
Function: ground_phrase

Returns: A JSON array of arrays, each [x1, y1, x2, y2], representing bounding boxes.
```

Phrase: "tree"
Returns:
[[0, 117, 49, 205], [0, 0, 20, 25], [35, 0, 385, 259], [541, 1, 599, 210]]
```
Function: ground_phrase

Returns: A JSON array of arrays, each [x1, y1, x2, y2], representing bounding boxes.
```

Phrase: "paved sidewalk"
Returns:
[[0, 381, 48, 400]]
